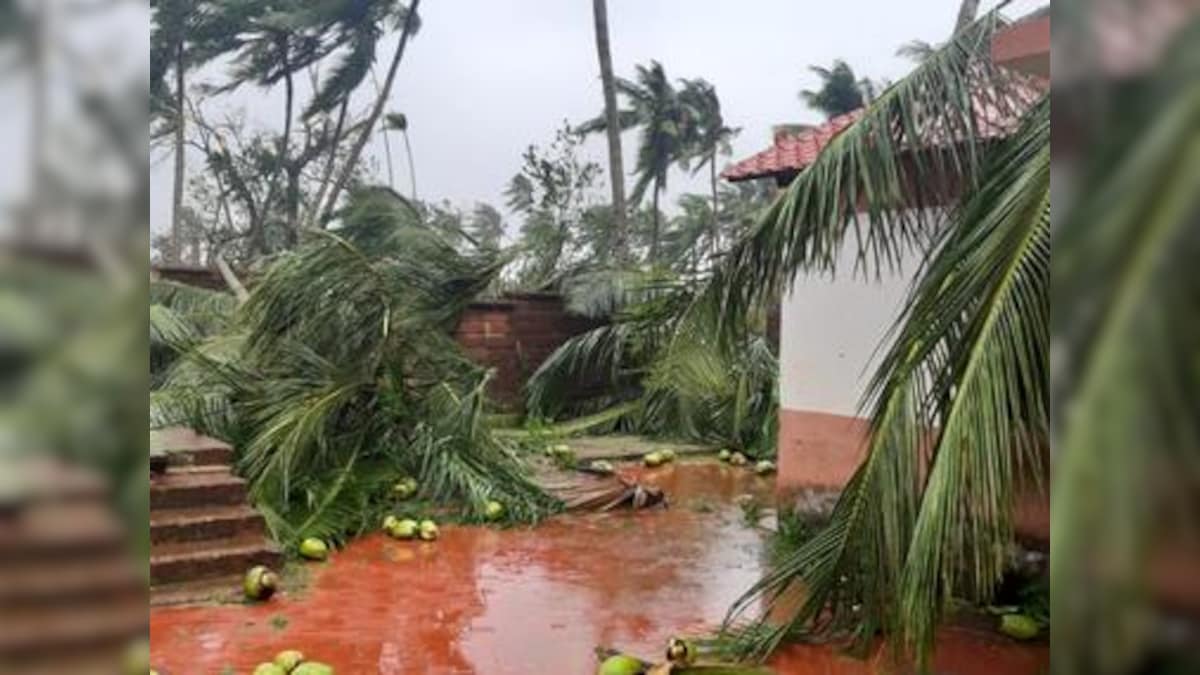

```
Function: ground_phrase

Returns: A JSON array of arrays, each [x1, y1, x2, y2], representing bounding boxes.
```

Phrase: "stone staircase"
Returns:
[[0, 458, 146, 673], [150, 428, 282, 606]]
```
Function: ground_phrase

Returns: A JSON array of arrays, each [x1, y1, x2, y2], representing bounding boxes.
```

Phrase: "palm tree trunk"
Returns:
[[171, 44, 186, 262], [281, 40, 297, 241], [308, 97, 348, 229], [320, 0, 421, 225], [402, 129, 418, 200], [710, 151, 720, 257], [650, 182, 660, 263], [592, 0, 628, 261], [953, 0, 980, 34]]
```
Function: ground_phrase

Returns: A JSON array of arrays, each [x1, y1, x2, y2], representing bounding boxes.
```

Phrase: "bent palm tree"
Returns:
[[692, 13, 1047, 666], [679, 79, 739, 257], [578, 61, 687, 263], [798, 60, 865, 119]]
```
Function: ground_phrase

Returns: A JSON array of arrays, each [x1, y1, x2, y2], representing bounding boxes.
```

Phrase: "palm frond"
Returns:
[[1051, 23, 1200, 673], [153, 188, 559, 540], [720, 92, 1050, 663]]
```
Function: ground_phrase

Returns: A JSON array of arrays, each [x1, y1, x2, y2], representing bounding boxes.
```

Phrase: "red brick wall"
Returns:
[[454, 293, 597, 409]]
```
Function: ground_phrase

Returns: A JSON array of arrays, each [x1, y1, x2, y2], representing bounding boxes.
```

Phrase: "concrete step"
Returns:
[[150, 574, 251, 607], [149, 466, 247, 510], [0, 556, 145, 609], [150, 503, 266, 546], [0, 502, 127, 565], [150, 535, 282, 585], [150, 427, 235, 470], [0, 594, 147, 661]]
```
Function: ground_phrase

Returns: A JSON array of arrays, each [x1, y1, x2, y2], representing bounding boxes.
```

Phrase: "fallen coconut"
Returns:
[[243, 565, 279, 601], [299, 537, 329, 561], [665, 637, 694, 665], [729, 452, 748, 466], [589, 460, 615, 474], [597, 654, 644, 675], [291, 661, 335, 675], [419, 519, 440, 541], [643, 451, 665, 467], [717, 449, 732, 462], [123, 639, 149, 675], [253, 664, 287, 675], [382, 515, 399, 532], [999, 613, 1040, 640], [392, 477, 418, 500], [660, 448, 677, 462], [389, 518, 419, 540], [755, 460, 776, 475], [274, 649, 305, 671], [484, 500, 505, 521]]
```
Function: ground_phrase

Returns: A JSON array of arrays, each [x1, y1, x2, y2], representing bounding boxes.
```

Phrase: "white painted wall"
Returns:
[[778, 240, 915, 417]]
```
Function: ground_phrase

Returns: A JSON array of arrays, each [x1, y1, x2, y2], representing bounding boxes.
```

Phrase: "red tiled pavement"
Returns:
[[149, 462, 1047, 674]]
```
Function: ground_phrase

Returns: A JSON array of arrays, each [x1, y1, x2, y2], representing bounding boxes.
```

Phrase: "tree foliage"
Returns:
[[691, 13, 1047, 666], [152, 189, 560, 543]]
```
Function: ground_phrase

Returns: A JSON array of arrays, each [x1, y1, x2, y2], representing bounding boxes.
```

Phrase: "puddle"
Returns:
[[149, 461, 1047, 674]]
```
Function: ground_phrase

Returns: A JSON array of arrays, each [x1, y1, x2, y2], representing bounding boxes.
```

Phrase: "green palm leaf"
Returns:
[[711, 11, 1049, 663]]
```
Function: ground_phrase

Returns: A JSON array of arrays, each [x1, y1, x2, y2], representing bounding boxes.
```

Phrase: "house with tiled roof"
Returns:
[[730, 13, 1050, 530]]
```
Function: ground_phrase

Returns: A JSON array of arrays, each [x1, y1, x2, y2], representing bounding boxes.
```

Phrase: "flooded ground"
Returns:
[[149, 461, 1048, 674]]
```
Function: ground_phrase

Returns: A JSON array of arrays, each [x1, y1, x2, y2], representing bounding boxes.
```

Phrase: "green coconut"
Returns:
[[718, 449, 732, 461], [999, 613, 1040, 640], [419, 519, 440, 541], [484, 500, 505, 521], [299, 538, 329, 561], [597, 654, 644, 675], [243, 565, 279, 601], [123, 639, 150, 675], [274, 649, 305, 671], [253, 664, 287, 675], [389, 518, 419, 540], [729, 452, 748, 466], [392, 477, 418, 500], [291, 662, 335, 675], [660, 448, 677, 462], [382, 515, 399, 531], [643, 452, 665, 467], [755, 460, 776, 475]]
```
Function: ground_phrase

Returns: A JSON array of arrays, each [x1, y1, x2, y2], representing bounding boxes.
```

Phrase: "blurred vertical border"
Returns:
[[1052, 0, 1200, 673]]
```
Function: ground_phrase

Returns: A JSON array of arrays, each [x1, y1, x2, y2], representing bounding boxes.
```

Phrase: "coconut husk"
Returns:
[[552, 476, 668, 512]]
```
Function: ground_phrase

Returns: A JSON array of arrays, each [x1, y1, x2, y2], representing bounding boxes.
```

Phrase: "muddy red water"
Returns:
[[150, 461, 1048, 674]]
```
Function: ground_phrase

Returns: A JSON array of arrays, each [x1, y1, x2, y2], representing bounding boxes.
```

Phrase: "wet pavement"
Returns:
[[149, 461, 1048, 674]]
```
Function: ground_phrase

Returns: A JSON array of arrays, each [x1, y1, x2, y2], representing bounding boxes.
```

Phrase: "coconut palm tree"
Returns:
[[591, 0, 629, 261], [692, 13, 1048, 666], [383, 112, 419, 200], [151, 0, 246, 260], [578, 60, 688, 264], [798, 59, 866, 119], [678, 79, 739, 256]]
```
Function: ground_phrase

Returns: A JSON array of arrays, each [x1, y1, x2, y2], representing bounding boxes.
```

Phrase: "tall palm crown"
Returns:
[[798, 59, 866, 118], [678, 79, 739, 256], [578, 60, 688, 263]]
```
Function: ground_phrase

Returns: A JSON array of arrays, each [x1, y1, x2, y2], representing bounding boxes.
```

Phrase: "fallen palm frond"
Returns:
[[549, 475, 667, 512], [152, 188, 561, 543], [526, 269, 777, 456]]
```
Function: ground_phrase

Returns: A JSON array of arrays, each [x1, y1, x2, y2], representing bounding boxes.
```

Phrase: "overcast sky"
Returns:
[[135, 0, 1042, 240]]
